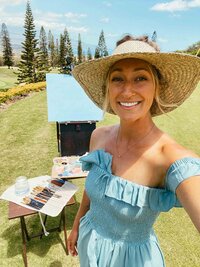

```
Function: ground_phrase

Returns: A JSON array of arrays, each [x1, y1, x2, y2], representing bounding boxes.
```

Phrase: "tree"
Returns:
[[17, 1, 39, 83], [37, 26, 51, 81], [95, 30, 108, 58], [55, 38, 59, 66], [186, 41, 200, 56], [87, 47, 92, 60], [48, 30, 56, 67], [151, 31, 157, 42], [59, 33, 66, 73], [1, 23, 13, 68], [94, 46, 100, 58], [64, 28, 74, 59], [77, 33, 83, 64]]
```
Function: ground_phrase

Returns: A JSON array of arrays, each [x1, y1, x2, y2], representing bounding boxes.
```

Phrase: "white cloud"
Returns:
[[0, 0, 26, 6], [34, 17, 89, 33], [106, 33, 118, 38], [0, 9, 24, 26], [64, 12, 87, 19], [158, 38, 168, 43], [100, 17, 110, 23], [0, 7, 89, 35], [35, 19, 65, 30], [68, 26, 89, 33], [151, 0, 200, 12]]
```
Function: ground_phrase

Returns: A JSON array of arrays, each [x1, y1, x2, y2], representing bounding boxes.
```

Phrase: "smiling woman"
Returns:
[[68, 34, 200, 267]]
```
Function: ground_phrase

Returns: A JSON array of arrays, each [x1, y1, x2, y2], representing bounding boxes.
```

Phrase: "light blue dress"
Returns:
[[77, 149, 200, 267]]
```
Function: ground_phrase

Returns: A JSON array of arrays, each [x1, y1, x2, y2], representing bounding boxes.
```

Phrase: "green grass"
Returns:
[[0, 66, 18, 91], [0, 66, 59, 92], [0, 84, 200, 266]]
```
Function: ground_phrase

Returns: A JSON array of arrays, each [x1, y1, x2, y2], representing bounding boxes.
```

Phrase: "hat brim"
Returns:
[[72, 52, 200, 116]]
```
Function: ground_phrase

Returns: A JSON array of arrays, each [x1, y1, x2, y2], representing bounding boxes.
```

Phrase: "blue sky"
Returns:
[[0, 0, 199, 53]]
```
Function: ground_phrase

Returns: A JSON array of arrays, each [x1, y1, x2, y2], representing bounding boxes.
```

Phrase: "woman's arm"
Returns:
[[176, 176, 200, 233], [67, 190, 90, 256]]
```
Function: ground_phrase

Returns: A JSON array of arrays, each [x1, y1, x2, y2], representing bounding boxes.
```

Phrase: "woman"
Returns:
[[67, 35, 200, 266]]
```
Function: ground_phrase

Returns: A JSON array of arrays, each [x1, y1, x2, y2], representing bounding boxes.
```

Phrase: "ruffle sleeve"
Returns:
[[105, 175, 179, 212], [80, 149, 112, 173], [165, 157, 200, 193]]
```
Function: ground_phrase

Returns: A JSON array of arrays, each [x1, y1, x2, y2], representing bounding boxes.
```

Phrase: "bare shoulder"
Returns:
[[161, 134, 199, 165], [90, 125, 116, 151]]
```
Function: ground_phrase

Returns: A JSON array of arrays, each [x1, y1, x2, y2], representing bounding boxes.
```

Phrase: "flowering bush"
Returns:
[[0, 82, 46, 104]]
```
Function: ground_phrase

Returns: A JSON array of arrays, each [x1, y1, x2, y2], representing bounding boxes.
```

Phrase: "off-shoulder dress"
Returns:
[[77, 149, 200, 267]]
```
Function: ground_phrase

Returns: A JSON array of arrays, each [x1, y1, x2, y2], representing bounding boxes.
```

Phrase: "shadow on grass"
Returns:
[[2, 201, 79, 259], [49, 260, 63, 267]]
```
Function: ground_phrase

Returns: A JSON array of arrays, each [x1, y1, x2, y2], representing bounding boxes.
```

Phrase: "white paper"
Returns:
[[0, 175, 78, 217]]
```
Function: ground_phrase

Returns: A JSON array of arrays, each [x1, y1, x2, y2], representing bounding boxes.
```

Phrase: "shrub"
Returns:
[[0, 82, 46, 104]]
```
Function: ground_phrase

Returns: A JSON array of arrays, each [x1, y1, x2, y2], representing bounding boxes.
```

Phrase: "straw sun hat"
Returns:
[[72, 40, 200, 116]]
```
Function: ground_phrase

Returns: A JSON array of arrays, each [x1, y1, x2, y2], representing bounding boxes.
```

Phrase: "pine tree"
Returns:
[[48, 30, 56, 67], [151, 31, 157, 42], [64, 28, 74, 59], [17, 1, 39, 83], [94, 46, 100, 58], [95, 30, 108, 58], [55, 38, 59, 66], [59, 34, 66, 73], [77, 33, 83, 64], [1, 23, 13, 68], [37, 26, 50, 81], [87, 47, 92, 60]]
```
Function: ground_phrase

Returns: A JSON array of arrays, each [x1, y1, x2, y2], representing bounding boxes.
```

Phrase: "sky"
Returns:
[[0, 0, 199, 53]]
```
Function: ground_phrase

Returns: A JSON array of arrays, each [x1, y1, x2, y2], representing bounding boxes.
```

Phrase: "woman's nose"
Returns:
[[122, 81, 136, 96]]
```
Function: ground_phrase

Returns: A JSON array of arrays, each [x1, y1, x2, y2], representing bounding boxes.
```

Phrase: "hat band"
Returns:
[[113, 40, 156, 55]]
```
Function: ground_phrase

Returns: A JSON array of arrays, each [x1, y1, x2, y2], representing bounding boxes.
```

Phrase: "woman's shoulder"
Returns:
[[161, 133, 199, 166], [90, 125, 117, 151]]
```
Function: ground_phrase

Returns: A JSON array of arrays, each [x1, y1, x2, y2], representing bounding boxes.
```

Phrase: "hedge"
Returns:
[[0, 82, 46, 104]]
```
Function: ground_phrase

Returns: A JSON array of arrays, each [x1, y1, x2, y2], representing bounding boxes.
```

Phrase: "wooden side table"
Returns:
[[8, 197, 75, 267]]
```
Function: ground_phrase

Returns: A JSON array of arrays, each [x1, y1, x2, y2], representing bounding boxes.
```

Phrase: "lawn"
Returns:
[[0, 66, 18, 91], [0, 84, 200, 267]]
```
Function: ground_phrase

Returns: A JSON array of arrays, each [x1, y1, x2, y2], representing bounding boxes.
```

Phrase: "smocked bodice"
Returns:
[[80, 149, 200, 243]]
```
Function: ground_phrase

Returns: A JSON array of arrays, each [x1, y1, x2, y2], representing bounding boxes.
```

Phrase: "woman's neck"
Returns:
[[118, 116, 155, 144]]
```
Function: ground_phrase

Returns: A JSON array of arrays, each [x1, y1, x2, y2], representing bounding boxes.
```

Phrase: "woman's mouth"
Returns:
[[119, 101, 141, 108]]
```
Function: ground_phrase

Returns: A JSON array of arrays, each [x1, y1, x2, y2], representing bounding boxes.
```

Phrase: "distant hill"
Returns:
[[10, 40, 113, 57]]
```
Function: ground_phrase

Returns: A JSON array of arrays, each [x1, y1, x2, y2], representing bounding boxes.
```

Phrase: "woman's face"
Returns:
[[108, 58, 155, 121]]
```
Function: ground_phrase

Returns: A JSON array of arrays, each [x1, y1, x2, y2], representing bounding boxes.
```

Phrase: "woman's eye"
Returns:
[[135, 76, 147, 82], [111, 77, 123, 82]]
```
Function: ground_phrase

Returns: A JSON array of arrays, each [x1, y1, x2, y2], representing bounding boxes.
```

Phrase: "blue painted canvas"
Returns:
[[46, 74, 103, 122]]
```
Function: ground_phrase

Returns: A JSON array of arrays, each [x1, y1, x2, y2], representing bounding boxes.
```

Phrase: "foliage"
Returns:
[[151, 31, 157, 42], [87, 47, 92, 60], [59, 33, 66, 73], [77, 33, 83, 64], [95, 30, 108, 58], [177, 40, 200, 57], [48, 30, 58, 68], [64, 28, 74, 60], [0, 81, 46, 104], [16, 1, 39, 83], [59, 29, 74, 74], [37, 26, 51, 81], [1, 23, 14, 68]]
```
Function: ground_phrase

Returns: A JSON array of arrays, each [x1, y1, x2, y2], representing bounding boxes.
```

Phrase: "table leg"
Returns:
[[20, 216, 28, 267], [62, 207, 68, 255], [40, 214, 47, 239]]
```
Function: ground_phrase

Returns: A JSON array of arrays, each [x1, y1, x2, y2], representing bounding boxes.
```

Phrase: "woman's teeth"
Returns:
[[120, 102, 139, 107]]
